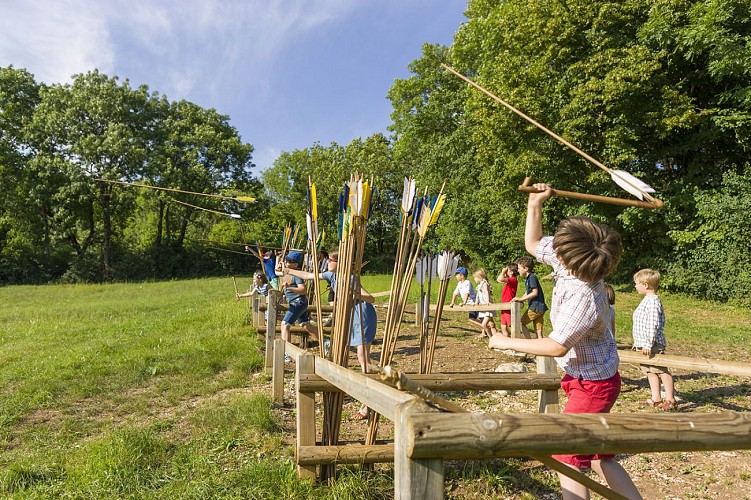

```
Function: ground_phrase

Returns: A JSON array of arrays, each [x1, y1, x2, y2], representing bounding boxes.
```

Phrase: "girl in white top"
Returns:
[[473, 268, 498, 338]]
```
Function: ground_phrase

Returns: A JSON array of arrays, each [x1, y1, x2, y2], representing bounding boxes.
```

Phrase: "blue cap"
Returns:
[[456, 267, 468, 276], [285, 251, 303, 264]]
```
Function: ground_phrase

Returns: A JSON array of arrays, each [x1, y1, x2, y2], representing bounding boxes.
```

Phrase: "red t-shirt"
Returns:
[[501, 276, 518, 302]]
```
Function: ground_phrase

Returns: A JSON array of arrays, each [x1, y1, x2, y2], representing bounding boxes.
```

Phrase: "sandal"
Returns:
[[659, 400, 677, 411], [641, 398, 663, 407]]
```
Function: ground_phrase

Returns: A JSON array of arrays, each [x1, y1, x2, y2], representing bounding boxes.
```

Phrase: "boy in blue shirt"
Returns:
[[513, 255, 548, 339], [280, 251, 320, 361]]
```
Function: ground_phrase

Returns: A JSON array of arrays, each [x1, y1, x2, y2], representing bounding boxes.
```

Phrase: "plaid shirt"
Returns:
[[632, 295, 666, 349], [536, 237, 619, 380]]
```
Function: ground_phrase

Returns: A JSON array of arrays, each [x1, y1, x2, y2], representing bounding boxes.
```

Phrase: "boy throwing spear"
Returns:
[[489, 183, 641, 499]]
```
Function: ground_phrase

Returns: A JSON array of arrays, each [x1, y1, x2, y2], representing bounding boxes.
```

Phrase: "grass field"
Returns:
[[1, 276, 749, 498]]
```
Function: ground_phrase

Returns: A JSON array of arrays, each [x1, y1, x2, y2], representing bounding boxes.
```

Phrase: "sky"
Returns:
[[0, 0, 467, 175]]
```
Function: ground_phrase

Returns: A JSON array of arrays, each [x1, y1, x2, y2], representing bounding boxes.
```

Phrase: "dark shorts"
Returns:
[[552, 372, 621, 469], [283, 297, 310, 325]]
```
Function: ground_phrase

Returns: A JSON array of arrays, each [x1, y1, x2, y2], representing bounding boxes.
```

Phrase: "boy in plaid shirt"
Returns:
[[632, 268, 675, 410], [489, 183, 640, 500]]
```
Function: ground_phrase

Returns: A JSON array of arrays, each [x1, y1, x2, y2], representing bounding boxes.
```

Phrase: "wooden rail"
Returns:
[[618, 349, 751, 377]]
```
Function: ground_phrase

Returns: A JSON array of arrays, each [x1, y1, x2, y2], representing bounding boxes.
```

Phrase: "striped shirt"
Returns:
[[632, 295, 666, 349], [536, 236, 619, 380]]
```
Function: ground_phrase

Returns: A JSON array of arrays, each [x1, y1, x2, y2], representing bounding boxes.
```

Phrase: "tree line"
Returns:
[[2, 0, 750, 305]]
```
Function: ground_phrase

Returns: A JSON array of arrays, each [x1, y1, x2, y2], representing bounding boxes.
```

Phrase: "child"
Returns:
[[449, 267, 478, 319], [263, 249, 281, 290], [488, 183, 641, 500], [237, 271, 269, 321], [512, 256, 548, 339], [632, 269, 676, 411], [497, 263, 519, 337], [285, 249, 375, 420], [236, 271, 269, 300], [473, 268, 498, 338], [279, 251, 320, 361]]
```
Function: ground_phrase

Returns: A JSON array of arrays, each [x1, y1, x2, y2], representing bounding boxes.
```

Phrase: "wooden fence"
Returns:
[[251, 291, 751, 499]]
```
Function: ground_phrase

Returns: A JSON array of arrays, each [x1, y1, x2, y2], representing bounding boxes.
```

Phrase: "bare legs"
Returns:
[[557, 459, 641, 500]]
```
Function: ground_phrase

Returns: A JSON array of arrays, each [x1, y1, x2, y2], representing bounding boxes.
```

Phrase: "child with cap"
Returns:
[[488, 183, 641, 499], [449, 267, 478, 320], [279, 251, 320, 361]]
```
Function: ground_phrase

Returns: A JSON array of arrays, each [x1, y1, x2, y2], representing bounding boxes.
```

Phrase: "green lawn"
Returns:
[[0, 276, 749, 498]]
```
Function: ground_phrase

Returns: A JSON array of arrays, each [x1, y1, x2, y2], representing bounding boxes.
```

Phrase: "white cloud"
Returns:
[[0, 0, 356, 93], [0, 0, 115, 83]]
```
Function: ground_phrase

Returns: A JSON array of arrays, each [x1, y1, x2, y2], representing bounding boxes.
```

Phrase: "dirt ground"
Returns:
[[273, 309, 751, 499]]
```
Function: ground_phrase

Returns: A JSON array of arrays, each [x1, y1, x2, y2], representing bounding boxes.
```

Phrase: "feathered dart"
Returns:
[[96, 178, 256, 203], [440, 64, 663, 209]]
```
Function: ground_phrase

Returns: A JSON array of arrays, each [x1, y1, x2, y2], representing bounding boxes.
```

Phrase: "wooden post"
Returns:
[[251, 292, 261, 328], [296, 352, 317, 479], [537, 356, 559, 414], [510, 301, 521, 339], [272, 338, 285, 405], [265, 289, 279, 374], [394, 400, 444, 499], [414, 297, 422, 326]]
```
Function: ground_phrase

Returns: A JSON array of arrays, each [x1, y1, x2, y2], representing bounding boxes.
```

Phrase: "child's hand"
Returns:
[[641, 347, 651, 356], [236, 293, 241, 301], [528, 183, 554, 206]]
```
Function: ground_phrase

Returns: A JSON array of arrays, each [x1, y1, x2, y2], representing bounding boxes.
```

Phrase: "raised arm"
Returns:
[[524, 183, 554, 255]]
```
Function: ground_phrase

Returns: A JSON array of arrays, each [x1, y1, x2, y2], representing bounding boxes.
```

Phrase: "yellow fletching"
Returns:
[[429, 194, 446, 225], [235, 196, 256, 203], [311, 184, 318, 220]]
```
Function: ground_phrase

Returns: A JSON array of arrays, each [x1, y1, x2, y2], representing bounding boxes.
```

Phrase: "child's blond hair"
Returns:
[[633, 269, 661, 290], [553, 217, 622, 283], [473, 268, 488, 281]]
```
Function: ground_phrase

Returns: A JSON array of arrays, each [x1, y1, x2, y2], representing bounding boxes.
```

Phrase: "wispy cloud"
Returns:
[[0, 0, 115, 83], [0, 0, 356, 97]]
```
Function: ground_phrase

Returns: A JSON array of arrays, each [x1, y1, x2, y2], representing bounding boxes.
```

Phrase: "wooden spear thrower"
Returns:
[[440, 64, 663, 209]]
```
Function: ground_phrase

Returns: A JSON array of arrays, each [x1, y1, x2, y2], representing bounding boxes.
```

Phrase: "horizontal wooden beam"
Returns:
[[285, 341, 306, 360], [260, 304, 334, 312], [408, 411, 751, 459], [297, 444, 394, 465], [256, 325, 332, 334], [430, 302, 512, 312], [298, 372, 561, 393], [313, 356, 415, 421], [618, 349, 751, 377]]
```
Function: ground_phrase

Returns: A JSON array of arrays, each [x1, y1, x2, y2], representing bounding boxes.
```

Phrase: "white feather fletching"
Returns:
[[610, 170, 655, 201], [401, 178, 416, 213]]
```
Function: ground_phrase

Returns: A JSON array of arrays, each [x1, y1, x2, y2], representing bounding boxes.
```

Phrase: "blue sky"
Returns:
[[0, 1, 467, 174]]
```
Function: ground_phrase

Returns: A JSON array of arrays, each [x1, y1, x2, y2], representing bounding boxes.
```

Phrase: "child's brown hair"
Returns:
[[552, 217, 622, 283], [604, 284, 615, 305], [516, 256, 535, 272], [633, 268, 661, 290]]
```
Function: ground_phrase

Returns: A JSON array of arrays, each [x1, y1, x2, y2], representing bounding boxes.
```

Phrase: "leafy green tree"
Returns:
[[28, 70, 154, 280]]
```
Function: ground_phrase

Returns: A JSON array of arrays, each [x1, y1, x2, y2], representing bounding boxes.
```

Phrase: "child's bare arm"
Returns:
[[524, 183, 553, 255]]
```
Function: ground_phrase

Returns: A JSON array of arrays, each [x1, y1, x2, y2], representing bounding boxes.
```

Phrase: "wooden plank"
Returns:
[[264, 290, 278, 373], [297, 444, 394, 465], [296, 353, 317, 479], [395, 400, 444, 500], [272, 338, 285, 405], [407, 412, 751, 459], [251, 293, 261, 328], [313, 357, 415, 421], [256, 325, 333, 335], [618, 349, 751, 377], [430, 302, 512, 312], [510, 300, 521, 339], [260, 303, 335, 313], [536, 356, 559, 414], [298, 372, 561, 393], [285, 341, 306, 360]]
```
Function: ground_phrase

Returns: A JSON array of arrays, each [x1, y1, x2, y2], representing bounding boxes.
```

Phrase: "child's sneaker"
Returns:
[[284, 354, 292, 363], [323, 339, 331, 357]]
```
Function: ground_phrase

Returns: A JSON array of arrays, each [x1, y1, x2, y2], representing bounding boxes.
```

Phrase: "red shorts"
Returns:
[[552, 372, 621, 469], [500, 310, 511, 325]]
